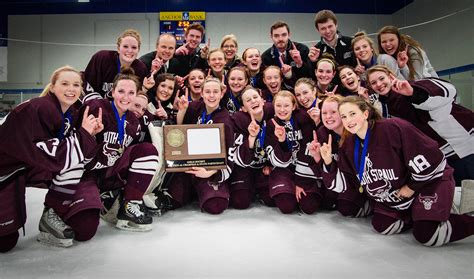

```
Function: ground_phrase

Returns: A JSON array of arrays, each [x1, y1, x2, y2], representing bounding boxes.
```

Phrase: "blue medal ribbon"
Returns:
[[58, 111, 72, 140], [111, 101, 126, 147], [310, 97, 318, 109], [250, 76, 257, 87], [354, 128, 371, 193], [228, 91, 241, 111], [116, 56, 122, 74], [200, 107, 220, 124], [284, 116, 295, 150], [257, 120, 266, 149]]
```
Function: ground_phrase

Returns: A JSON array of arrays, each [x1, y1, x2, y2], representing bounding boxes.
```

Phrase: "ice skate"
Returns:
[[459, 180, 474, 215], [100, 189, 122, 224], [37, 207, 74, 248], [116, 200, 152, 232], [143, 189, 173, 216]]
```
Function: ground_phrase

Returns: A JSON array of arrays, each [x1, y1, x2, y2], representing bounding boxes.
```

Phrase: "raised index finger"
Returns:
[[98, 107, 102, 123], [313, 130, 318, 142], [207, 38, 211, 47], [250, 113, 256, 123], [271, 118, 281, 128], [327, 133, 332, 145], [292, 42, 297, 50]]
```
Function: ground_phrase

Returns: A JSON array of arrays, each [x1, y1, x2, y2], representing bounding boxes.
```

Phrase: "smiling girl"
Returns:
[[265, 91, 318, 214], [242, 47, 266, 90], [81, 68, 159, 232], [221, 67, 249, 114], [367, 65, 473, 184], [0, 66, 102, 251], [229, 86, 275, 209], [82, 29, 150, 101], [169, 77, 235, 214], [148, 73, 177, 121], [207, 48, 227, 81], [377, 25, 438, 80], [351, 31, 404, 81], [321, 96, 474, 246]]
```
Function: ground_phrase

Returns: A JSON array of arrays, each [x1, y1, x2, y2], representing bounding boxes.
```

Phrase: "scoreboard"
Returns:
[[159, 12, 206, 45]]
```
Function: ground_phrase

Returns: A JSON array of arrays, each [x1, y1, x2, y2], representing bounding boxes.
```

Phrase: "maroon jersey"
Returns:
[[322, 118, 447, 211], [265, 108, 317, 187], [82, 99, 141, 171], [230, 103, 274, 169], [82, 50, 148, 101], [382, 78, 474, 160], [183, 100, 235, 183], [0, 94, 96, 190]]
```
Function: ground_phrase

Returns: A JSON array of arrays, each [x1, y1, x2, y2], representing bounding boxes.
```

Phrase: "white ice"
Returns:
[[0, 187, 472, 279]]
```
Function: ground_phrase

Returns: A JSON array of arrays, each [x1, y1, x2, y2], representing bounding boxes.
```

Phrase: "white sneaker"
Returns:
[[459, 180, 474, 214], [37, 208, 74, 248]]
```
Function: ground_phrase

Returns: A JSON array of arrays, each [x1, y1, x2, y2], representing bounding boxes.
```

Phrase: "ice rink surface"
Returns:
[[1, 187, 473, 279]]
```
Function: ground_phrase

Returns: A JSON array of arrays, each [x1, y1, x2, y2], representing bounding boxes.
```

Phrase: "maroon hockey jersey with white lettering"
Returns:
[[182, 100, 235, 183], [381, 78, 474, 160], [322, 118, 448, 210], [81, 99, 141, 171], [265, 108, 317, 187], [230, 103, 274, 169], [82, 50, 148, 101], [0, 94, 97, 189]]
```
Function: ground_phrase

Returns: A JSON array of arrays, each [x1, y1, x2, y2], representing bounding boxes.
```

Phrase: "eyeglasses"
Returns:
[[222, 45, 236, 49]]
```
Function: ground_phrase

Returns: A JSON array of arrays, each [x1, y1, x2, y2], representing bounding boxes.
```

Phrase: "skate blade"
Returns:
[[460, 180, 474, 214], [115, 220, 152, 232], [37, 232, 73, 248]]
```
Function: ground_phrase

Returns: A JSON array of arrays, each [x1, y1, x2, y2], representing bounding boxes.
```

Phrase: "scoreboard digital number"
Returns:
[[160, 12, 206, 45]]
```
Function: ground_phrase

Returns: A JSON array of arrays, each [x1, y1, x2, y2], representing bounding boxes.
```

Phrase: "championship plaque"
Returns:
[[163, 124, 227, 172]]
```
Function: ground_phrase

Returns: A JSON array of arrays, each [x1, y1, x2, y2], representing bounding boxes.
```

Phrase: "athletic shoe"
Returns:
[[116, 200, 152, 232], [37, 207, 74, 248]]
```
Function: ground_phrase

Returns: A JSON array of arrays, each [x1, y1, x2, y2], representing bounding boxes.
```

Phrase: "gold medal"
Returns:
[[260, 150, 265, 156], [359, 185, 363, 193], [118, 146, 124, 154]]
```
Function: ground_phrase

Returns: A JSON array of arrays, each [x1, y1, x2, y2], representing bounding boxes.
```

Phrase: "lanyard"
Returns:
[[283, 116, 295, 150], [116, 56, 122, 74], [257, 120, 266, 148], [200, 108, 219, 124], [354, 128, 371, 193], [250, 76, 257, 87], [58, 111, 72, 140], [111, 101, 126, 146], [228, 91, 241, 111]]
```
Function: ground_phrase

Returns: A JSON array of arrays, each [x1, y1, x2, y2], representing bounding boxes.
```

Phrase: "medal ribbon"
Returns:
[[58, 111, 72, 140], [228, 91, 241, 111], [284, 116, 295, 150], [200, 108, 220, 124], [354, 128, 371, 189], [116, 56, 121, 74], [257, 120, 266, 149], [111, 101, 126, 146]]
